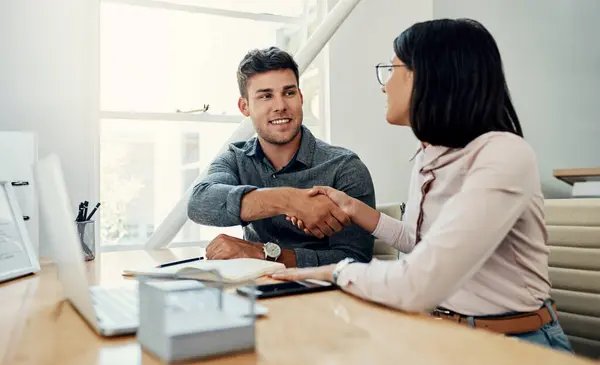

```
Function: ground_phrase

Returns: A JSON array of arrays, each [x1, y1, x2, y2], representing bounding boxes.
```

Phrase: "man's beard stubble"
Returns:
[[258, 121, 302, 146]]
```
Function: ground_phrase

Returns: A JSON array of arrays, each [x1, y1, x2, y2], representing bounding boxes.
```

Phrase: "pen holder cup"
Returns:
[[76, 220, 95, 261]]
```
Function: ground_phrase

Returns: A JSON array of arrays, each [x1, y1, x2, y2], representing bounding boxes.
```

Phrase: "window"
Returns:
[[100, 0, 327, 248]]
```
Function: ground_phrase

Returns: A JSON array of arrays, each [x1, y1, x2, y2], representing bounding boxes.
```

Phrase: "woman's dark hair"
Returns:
[[394, 18, 523, 148]]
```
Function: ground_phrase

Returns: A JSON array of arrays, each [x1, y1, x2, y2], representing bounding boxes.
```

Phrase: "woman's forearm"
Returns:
[[348, 198, 381, 233]]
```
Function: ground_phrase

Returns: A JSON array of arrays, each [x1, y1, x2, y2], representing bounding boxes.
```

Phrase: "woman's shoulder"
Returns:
[[467, 131, 536, 161], [460, 132, 539, 182]]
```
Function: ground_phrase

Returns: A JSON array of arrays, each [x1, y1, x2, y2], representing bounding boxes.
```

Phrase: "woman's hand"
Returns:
[[309, 186, 355, 216], [270, 264, 336, 283], [286, 186, 356, 235]]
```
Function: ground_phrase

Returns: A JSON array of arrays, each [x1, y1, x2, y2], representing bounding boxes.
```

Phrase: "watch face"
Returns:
[[265, 242, 281, 257]]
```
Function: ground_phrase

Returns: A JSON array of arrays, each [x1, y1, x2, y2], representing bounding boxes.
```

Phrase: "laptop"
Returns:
[[34, 154, 268, 337], [34, 155, 138, 336]]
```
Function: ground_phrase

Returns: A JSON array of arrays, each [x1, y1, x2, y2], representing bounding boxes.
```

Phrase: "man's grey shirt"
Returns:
[[188, 126, 375, 267]]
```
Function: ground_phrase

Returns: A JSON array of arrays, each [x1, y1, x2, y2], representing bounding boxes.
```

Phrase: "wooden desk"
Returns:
[[553, 167, 600, 185], [1, 248, 596, 365]]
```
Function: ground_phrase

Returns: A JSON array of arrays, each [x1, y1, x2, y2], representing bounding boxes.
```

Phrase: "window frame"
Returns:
[[99, 0, 328, 252]]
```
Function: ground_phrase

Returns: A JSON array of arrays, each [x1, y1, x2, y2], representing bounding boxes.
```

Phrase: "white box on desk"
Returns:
[[137, 279, 256, 363], [572, 181, 600, 198]]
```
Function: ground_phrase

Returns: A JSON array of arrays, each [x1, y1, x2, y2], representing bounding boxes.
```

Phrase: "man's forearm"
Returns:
[[240, 188, 297, 222]]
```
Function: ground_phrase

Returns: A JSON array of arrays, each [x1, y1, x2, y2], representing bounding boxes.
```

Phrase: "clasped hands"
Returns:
[[269, 186, 355, 283], [205, 187, 354, 261], [284, 186, 354, 239]]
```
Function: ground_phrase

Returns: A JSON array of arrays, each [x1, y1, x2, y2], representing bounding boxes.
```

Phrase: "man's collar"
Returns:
[[244, 138, 261, 158], [244, 138, 259, 157], [295, 126, 316, 167], [245, 125, 315, 168]]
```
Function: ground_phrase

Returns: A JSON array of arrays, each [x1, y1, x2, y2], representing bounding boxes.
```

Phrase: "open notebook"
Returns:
[[122, 258, 285, 284]]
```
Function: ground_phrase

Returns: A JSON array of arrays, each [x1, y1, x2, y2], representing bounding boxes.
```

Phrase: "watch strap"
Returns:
[[333, 258, 355, 285]]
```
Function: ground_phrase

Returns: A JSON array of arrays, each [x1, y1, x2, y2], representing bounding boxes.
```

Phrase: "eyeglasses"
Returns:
[[375, 63, 407, 86]]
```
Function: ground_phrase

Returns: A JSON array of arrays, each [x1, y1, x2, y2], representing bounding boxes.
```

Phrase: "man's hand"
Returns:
[[285, 189, 351, 239], [205, 234, 264, 260]]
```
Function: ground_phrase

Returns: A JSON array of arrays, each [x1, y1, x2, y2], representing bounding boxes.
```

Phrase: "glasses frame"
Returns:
[[375, 63, 407, 86]]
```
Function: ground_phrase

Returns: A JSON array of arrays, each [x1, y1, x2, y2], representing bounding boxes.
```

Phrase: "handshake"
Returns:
[[285, 186, 356, 239]]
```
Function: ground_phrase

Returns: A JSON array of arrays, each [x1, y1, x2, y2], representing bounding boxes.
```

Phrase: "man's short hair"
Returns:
[[237, 46, 300, 98]]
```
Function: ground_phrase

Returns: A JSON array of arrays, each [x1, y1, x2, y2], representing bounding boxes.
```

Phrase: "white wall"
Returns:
[[0, 0, 99, 256], [328, 0, 600, 202], [327, 0, 432, 205], [433, 0, 600, 198]]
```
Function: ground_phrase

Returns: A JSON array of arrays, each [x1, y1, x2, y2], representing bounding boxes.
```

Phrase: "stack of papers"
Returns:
[[122, 258, 285, 284]]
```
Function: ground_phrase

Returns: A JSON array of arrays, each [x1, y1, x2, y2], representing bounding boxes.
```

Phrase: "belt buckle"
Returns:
[[432, 308, 452, 319]]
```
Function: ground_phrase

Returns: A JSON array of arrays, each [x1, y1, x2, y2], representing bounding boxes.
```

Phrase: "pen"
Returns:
[[155, 257, 204, 268], [76, 203, 84, 221], [86, 203, 101, 221], [82, 201, 89, 221]]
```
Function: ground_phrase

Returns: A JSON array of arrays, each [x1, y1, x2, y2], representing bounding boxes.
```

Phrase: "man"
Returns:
[[187, 46, 375, 268]]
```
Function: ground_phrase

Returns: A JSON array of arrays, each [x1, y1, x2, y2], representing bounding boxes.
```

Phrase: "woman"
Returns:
[[272, 18, 573, 352]]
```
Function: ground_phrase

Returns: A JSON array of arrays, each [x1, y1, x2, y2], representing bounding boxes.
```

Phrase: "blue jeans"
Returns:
[[510, 321, 573, 353], [508, 300, 573, 353]]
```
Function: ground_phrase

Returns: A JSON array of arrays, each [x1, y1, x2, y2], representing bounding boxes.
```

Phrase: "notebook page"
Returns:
[[122, 258, 285, 283]]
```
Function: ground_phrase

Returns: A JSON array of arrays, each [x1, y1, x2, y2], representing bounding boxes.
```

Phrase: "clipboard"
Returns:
[[0, 132, 38, 255], [0, 181, 40, 283]]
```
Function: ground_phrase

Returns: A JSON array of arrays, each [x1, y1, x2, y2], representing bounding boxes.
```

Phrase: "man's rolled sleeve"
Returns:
[[226, 185, 258, 225], [188, 150, 258, 227]]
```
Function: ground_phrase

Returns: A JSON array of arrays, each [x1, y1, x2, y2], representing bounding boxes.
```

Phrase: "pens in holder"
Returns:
[[155, 257, 204, 268], [74, 200, 99, 261], [76, 201, 101, 222]]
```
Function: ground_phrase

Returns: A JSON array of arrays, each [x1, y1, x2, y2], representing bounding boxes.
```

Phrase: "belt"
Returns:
[[431, 302, 557, 335]]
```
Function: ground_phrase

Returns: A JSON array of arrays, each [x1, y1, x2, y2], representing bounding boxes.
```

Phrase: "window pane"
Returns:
[[100, 119, 244, 246], [160, 0, 309, 17], [101, 2, 324, 121], [182, 132, 200, 165], [101, 3, 303, 114]]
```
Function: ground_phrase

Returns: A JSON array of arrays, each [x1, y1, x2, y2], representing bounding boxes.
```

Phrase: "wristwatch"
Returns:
[[333, 257, 356, 285], [263, 242, 282, 262]]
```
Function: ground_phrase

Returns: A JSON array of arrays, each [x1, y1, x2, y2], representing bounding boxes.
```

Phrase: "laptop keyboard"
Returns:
[[90, 286, 139, 329]]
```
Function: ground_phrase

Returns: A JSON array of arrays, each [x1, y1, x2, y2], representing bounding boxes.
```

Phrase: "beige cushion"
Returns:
[[376, 203, 404, 220], [558, 312, 600, 342], [372, 203, 403, 260], [550, 289, 600, 317], [545, 198, 600, 226], [549, 247, 600, 271], [549, 267, 600, 294], [545, 198, 600, 358], [547, 225, 600, 248], [568, 336, 600, 359]]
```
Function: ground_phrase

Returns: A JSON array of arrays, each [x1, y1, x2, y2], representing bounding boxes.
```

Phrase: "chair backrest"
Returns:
[[545, 198, 600, 359], [372, 203, 404, 260]]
